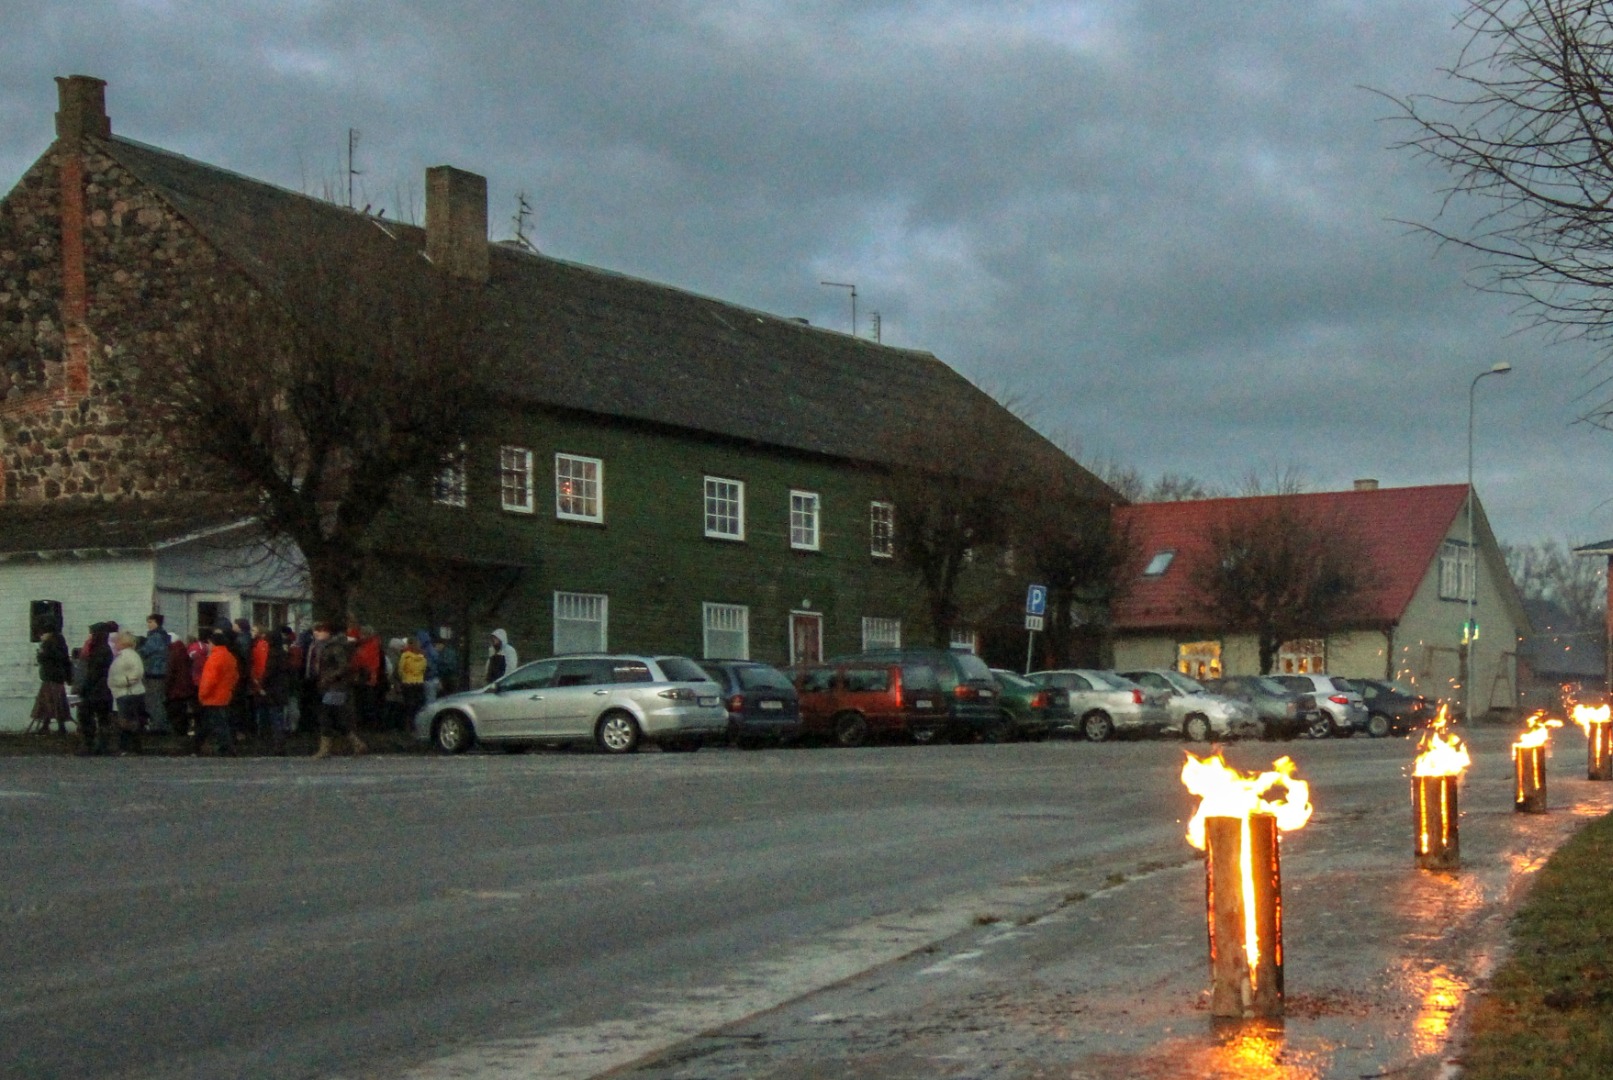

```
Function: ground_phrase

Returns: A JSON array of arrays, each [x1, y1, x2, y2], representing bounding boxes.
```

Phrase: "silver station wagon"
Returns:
[[414, 653, 727, 754]]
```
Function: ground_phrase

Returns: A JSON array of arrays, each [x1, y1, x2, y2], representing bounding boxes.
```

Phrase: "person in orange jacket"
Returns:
[[196, 629, 240, 757]]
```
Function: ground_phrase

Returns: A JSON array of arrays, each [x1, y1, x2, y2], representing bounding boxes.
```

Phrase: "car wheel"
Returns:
[[434, 711, 474, 754], [833, 712, 869, 748], [982, 711, 1016, 743], [1082, 711, 1115, 742], [1366, 712, 1392, 739], [1306, 715, 1332, 739], [595, 711, 641, 754], [1183, 714, 1212, 742]]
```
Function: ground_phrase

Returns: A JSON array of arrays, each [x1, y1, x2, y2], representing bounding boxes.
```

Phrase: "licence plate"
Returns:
[[978, 689, 995, 699], [698, 695, 718, 707], [915, 700, 934, 709], [759, 700, 783, 710]]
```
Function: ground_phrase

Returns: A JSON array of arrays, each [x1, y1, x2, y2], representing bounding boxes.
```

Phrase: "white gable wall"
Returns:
[[1, 556, 156, 730]]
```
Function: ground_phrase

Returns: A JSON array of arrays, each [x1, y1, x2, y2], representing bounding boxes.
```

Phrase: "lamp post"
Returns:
[[1463, 361, 1511, 721]]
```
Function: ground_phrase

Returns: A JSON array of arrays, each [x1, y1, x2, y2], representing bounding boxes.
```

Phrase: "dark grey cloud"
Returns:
[[3, 0, 1608, 542]]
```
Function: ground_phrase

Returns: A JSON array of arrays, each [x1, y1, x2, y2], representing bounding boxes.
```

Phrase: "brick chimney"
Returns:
[[425, 166, 489, 282], [1353, 478, 1379, 492], [55, 75, 110, 140]]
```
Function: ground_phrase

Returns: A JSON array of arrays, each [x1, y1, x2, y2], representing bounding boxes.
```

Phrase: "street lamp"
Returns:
[[1464, 361, 1511, 721]]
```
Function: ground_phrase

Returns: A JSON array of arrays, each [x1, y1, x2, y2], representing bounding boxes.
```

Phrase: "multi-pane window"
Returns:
[[1277, 639, 1325, 674], [500, 446, 534, 513], [251, 601, 290, 632], [869, 501, 894, 558], [555, 453, 603, 522], [1176, 640, 1223, 681], [949, 627, 978, 654], [702, 602, 750, 660], [704, 477, 745, 540], [862, 616, 901, 651], [790, 490, 820, 550], [553, 591, 608, 653], [1438, 540, 1475, 601], [433, 444, 467, 507]]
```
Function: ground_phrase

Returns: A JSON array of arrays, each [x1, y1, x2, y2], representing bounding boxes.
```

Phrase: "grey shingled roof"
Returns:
[[100, 136, 1114, 498]]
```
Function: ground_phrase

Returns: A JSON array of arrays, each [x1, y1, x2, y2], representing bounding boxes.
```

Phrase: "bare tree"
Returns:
[[1016, 485, 1132, 667], [1388, 0, 1613, 422], [1506, 538, 1607, 630], [1191, 499, 1374, 674], [151, 213, 490, 623]]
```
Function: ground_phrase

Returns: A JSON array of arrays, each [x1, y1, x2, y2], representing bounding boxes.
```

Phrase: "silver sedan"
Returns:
[[1117, 668, 1261, 741], [1026, 669, 1173, 741]]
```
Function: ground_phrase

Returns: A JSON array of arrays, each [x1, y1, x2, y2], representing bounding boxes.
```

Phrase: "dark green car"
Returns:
[[988, 669, 1058, 742]]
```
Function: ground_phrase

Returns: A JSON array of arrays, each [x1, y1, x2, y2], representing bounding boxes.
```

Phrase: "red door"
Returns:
[[790, 613, 823, 666]]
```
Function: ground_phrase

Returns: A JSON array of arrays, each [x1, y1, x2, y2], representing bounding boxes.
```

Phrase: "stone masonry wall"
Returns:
[[0, 138, 220, 503]]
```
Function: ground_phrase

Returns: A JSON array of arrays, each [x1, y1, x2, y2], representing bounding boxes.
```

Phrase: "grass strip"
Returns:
[[1461, 811, 1613, 1078]]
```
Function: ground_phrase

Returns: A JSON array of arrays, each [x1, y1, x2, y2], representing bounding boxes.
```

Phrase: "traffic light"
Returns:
[[1461, 618, 1480, 645]]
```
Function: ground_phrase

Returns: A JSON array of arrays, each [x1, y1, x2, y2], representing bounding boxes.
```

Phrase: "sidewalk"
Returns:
[[612, 738, 1613, 1080]]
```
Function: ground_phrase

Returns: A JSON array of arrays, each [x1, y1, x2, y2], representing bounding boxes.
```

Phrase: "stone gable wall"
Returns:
[[0, 139, 220, 503]]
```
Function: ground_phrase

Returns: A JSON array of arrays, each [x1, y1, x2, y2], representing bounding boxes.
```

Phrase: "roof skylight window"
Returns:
[[1142, 550, 1175, 577]]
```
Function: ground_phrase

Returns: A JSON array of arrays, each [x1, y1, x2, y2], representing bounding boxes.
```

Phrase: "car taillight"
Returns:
[[658, 687, 697, 701], [1131, 689, 1144, 705], [1329, 694, 1349, 705], [1031, 691, 1047, 709], [954, 684, 975, 699], [726, 694, 745, 713]]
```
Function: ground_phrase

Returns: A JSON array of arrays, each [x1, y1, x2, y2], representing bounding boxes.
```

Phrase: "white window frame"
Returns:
[[553, 591, 608, 653], [555, 453, 603, 523], [702, 602, 750, 660], [949, 627, 978, 654], [790, 490, 820, 551], [499, 446, 534, 513], [433, 444, 467, 507], [1438, 540, 1475, 601], [869, 500, 895, 558], [862, 616, 901, 651], [704, 477, 746, 541]]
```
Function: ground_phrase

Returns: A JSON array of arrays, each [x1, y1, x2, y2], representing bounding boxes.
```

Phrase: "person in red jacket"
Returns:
[[196, 629, 240, 757]]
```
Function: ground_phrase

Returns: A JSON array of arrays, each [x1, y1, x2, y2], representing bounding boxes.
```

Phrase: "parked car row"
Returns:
[[412, 646, 1434, 755]]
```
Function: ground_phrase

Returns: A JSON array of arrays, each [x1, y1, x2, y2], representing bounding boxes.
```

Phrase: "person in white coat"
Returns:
[[107, 631, 147, 755], [485, 629, 518, 684]]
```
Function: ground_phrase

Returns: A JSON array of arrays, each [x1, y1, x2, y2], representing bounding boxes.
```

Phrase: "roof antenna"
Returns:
[[346, 128, 363, 209], [820, 280, 857, 336], [511, 191, 539, 253]]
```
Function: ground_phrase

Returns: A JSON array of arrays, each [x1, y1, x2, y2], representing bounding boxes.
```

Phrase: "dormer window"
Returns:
[[1143, 550, 1175, 577]]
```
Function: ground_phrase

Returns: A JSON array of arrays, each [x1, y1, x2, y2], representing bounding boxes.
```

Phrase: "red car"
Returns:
[[791, 661, 947, 746]]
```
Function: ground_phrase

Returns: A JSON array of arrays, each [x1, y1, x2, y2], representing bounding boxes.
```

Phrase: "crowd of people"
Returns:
[[30, 616, 464, 758]]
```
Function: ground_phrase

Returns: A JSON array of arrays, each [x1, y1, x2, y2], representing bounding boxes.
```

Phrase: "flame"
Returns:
[[1181, 753, 1312, 986], [1571, 702, 1610, 736], [1514, 711, 1562, 751], [1182, 753, 1313, 849], [1413, 705, 1470, 778]]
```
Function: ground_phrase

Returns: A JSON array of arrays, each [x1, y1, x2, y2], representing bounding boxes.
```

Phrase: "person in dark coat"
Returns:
[[165, 634, 196, 742], [252, 627, 292, 755], [75, 623, 115, 756], [31, 628, 73, 735], [312, 623, 367, 758]]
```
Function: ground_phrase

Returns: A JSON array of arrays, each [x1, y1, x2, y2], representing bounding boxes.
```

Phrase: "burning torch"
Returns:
[[1513, 712, 1562, 814], [1572, 703, 1612, 781], [1412, 706, 1469, 871], [1182, 752, 1312, 1020]]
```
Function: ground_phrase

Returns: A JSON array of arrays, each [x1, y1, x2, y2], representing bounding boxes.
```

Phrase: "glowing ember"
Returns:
[[1413, 705, 1471, 779], [1514, 711, 1562, 751], [1182, 753, 1311, 987], [1571, 702, 1610, 736]]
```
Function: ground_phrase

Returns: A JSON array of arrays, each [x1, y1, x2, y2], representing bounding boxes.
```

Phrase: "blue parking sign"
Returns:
[[1026, 584, 1047, 617]]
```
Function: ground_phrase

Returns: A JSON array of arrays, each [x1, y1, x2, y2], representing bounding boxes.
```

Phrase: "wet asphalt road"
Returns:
[[1, 728, 1601, 1079]]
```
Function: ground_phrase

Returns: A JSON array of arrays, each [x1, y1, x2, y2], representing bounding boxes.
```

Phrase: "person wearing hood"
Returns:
[[485, 630, 517, 684]]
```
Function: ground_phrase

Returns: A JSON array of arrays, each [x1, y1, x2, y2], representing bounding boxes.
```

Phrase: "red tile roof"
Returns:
[[1112, 484, 1470, 632]]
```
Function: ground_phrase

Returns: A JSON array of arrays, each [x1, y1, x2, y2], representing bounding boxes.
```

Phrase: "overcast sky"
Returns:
[[4, 0, 1610, 546]]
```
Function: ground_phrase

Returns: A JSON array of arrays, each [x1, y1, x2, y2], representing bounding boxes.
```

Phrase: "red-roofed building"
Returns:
[[1110, 481, 1529, 715]]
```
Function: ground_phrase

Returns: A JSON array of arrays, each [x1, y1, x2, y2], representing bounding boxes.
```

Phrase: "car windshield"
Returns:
[[993, 670, 1032, 691], [1330, 677, 1357, 693], [1162, 670, 1205, 694], [1253, 677, 1290, 696], [655, 657, 709, 683], [953, 653, 995, 683], [1088, 671, 1131, 690], [736, 665, 793, 692]]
